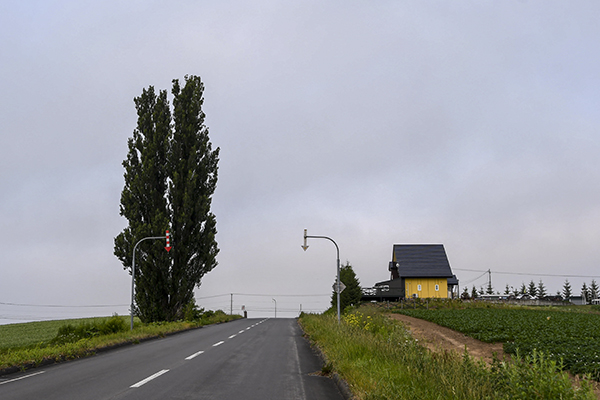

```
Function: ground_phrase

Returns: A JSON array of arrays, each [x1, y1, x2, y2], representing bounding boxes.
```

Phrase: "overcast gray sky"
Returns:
[[2, 1, 600, 323]]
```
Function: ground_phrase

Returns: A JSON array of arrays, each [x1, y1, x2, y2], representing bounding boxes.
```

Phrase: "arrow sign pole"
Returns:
[[165, 230, 172, 252], [301, 229, 309, 251], [130, 234, 168, 330], [302, 229, 341, 323]]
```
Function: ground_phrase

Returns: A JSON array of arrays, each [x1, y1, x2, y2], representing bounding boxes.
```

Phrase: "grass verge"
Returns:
[[0, 313, 241, 374], [299, 305, 595, 400]]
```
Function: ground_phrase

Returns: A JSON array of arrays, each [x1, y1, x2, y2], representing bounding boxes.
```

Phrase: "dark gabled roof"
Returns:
[[392, 244, 454, 278], [447, 275, 459, 286]]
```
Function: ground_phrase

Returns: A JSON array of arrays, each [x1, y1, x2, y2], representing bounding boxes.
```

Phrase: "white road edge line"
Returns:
[[0, 371, 45, 386], [130, 369, 169, 388], [185, 350, 205, 360], [213, 341, 225, 347]]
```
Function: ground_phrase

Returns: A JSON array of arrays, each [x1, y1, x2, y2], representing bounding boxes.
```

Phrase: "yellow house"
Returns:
[[404, 277, 448, 299], [392, 244, 458, 299], [363, 244, 459, 301]]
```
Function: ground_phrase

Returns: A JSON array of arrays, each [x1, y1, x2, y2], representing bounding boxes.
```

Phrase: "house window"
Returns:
[[435, 284, 439, 291], [417, 284, 422, 291]]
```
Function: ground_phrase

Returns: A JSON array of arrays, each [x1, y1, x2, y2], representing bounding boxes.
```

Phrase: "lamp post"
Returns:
[[272, 298, 277, 318], [302, 229, 341, 323], [130, 233, 169, 330]]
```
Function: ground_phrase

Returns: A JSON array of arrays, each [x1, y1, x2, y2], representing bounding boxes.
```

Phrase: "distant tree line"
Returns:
[[460, 279, 600, 303]]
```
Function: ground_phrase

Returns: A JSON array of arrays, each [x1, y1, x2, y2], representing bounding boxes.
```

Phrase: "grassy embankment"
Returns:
[[299, 305, 595, 400], [0, 312, 240, 373]]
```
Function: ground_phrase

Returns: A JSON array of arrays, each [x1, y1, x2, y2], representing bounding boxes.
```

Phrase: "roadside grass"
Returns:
[[0, 316, 135, 350], [0, 312, 241, 373], [299, 305, 595, 400]]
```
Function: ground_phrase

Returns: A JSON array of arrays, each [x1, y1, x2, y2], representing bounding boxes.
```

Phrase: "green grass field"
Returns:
[[0, 313, 241, 372], [0, 316, 136, 350]]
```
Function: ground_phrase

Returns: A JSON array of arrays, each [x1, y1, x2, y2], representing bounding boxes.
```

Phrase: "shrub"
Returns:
[[51, 315, 128, 345]]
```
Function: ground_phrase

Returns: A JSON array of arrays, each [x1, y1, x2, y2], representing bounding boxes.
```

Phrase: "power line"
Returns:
[[0, 301, 129, 308], [461, 271, 489, 285], [454, 268, 600, 279], [197, 293, 330, 299]]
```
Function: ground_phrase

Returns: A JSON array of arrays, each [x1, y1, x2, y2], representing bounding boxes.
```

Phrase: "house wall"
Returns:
[[404, 278, 448, 298]]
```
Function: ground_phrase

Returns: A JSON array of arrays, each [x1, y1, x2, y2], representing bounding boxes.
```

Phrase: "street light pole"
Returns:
[[130, 235, 167, 330], [272, 298, 277, 318], [302, 229, 341, 323]]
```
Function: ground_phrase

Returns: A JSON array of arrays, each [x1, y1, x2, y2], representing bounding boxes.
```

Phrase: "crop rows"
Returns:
[[395, 308, 600, 378]]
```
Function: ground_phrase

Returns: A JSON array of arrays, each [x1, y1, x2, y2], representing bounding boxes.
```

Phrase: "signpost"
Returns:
[[130, 231, 171, 330], [165, 230, 172, 252], [333, 281, 346, 294], [302, 229, 342, 323]]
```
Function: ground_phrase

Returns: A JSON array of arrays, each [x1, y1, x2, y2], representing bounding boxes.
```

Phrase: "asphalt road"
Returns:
[[0, 318, 345, 400]]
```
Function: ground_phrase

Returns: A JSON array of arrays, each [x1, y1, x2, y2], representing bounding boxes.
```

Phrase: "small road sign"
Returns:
[[333, 281, 346, 294]]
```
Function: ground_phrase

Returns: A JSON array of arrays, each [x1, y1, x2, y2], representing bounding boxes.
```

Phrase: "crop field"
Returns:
[[395, 307, 600, 379]]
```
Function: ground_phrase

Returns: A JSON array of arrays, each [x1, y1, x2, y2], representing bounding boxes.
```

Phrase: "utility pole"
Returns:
[[272, 298, 277, 318], [230, 293, 233, 315], [130, 231, 170, 330], [302, 229, 342, 323]]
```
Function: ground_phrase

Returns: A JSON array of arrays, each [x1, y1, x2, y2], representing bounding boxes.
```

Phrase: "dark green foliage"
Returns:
[[527, 280, 537, 297], [589, 280, 599, 301], [519, 282, 527, 295], [537, 280, 547, 298], [563, 279, 573, 300], [462, 286, 471, 299], [471, 285, 478, 299], [51, 315, 128, 345], [582, 282, 590, 303], [114, 75, 219, 323], [331, 262, 362, 312], [486, 280, 494, 295]]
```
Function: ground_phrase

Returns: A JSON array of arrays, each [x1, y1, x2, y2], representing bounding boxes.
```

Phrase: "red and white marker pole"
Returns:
[[165, 230, 172, 252]]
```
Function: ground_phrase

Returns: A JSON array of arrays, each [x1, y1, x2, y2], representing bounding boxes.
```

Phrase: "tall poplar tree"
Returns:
[[114, 76, 219, 322]]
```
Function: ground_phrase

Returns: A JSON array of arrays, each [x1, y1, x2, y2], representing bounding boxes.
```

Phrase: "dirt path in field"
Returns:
[[388, 313, 505, 365], [389, 313, 600, 398]]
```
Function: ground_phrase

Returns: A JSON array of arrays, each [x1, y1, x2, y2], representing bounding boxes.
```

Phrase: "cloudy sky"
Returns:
[[1, 1, 600, 323]]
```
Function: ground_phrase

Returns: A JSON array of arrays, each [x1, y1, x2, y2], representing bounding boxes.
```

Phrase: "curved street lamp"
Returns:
[[130, 233, 170, 330], [302, 229, 341, 323]]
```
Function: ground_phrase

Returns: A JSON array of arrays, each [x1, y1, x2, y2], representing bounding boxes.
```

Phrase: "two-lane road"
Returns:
[[0, 318, 345, 399]]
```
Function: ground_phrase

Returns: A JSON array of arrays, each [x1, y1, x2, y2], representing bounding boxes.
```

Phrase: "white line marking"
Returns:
[[229, 334, 236, 339], [213, 341, 225, 347], [239, 330, 245, 334], [185, 350, 205, 360], [0, 371, 45, 386], [130, 369, 169, 388], [245, 327, 251, 330]]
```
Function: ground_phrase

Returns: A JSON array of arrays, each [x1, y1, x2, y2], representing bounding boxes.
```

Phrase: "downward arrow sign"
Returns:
[[165, 230, 172, 252], [302, 229, 309, 251]]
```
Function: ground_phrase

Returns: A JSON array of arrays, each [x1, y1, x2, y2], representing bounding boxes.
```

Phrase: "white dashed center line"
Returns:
[[213, 341, 225, 347], [185, 350, 205, 360], [229, 334, 236, 339], [0, 371, 45, 386], [130, 369, 169, 388]]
